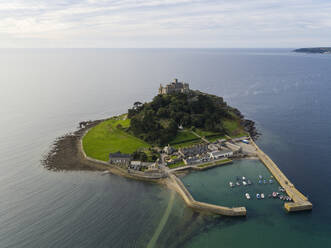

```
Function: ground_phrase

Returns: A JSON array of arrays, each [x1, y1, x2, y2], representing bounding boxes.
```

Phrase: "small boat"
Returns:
[[279, 187, 285, 192], [269, 179, 273, 184], [272, 192, 277, 198], [261, 193, 265, 199], [258, 180, 262, 184], [279, 195, 283, 200], [245, 193, 250, 200], [243, 181, 247, 186], [236, 181, 241, 186], [288, 197, 292, 201], [242, 176, 246, 180], [256, 193, 261, 199], [258, 175, 263, 179], [263, 179, 267, 184], [229, 182, 234, 187], [247, 180, 252, 185]]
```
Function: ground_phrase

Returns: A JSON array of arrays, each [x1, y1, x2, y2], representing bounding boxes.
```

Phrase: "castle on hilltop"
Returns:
[[158, 78, 190, 95]]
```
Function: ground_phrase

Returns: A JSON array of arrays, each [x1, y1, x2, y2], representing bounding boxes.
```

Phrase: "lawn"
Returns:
[[194, 128, 221, 137], [169, 130, 200, 145], [172, 139, 204, 149], [82, 116, 151, 161], [168, 160, 185, 169], [223, 119, 247, 137], [197, 158, 232, 168]]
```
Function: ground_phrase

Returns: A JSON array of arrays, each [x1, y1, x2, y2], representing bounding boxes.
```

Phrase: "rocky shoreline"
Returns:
[[42, 119, 107, 171]]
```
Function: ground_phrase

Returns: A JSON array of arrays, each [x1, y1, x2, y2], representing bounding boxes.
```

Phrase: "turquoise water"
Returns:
[[182, 159, 285, 215], [1, 49, 331, 247], [182, 160, 329, 247]]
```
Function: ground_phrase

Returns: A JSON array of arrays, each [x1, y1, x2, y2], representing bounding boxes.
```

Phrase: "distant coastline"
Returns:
[[293, 47, 331, 54]]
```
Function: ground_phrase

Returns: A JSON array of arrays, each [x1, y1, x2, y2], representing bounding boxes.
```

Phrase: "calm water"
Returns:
[[0, 49, 330, 247]]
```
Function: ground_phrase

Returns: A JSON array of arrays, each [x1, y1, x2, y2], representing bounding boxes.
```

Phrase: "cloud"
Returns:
[[0, 0, 331, 47]]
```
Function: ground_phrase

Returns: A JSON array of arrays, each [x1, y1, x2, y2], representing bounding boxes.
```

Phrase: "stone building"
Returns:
[[109, 151, 131, 166], [158, 78, 190, 95]]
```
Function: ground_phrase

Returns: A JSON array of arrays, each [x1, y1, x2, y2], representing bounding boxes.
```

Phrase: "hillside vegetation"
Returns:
[[128, 91, 246, 145]]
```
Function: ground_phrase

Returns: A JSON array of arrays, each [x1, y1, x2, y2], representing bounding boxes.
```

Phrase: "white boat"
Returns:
[[242, 176, 246, 180], [229, 182, 234, 187], [236, 181, 241, 186], [258, 175, 263, 179], [256, 193, 260, 199], [245, 193, 250, 200], [261, 193, 265, 199], [247, 180, 252, 185], [243, 181, 247, 186]]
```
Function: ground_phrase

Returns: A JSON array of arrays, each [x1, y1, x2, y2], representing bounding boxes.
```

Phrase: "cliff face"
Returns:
[[293, 47, 331, 54]]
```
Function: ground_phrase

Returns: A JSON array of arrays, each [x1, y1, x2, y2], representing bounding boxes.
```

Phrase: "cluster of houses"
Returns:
[[109, 151, 154, 172], [163, 139, 242, 166], [109, 137, 247, 171]]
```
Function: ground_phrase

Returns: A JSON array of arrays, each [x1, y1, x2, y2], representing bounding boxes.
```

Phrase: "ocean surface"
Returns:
[[0, 48, 330, 247]]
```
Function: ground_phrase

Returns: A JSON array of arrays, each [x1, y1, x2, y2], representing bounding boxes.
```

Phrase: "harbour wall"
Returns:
[[250, 138, 312, 212], [167, 174, 246, 216]]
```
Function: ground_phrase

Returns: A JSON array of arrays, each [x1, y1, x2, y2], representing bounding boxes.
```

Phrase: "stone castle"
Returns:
[[158, 78, 190, 95]]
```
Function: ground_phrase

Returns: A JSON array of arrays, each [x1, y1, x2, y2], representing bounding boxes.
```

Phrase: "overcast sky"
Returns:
[[0, 0, 331, 48]]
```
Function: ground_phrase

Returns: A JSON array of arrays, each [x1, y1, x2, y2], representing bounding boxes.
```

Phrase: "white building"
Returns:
[[208, 149, 233, 160]]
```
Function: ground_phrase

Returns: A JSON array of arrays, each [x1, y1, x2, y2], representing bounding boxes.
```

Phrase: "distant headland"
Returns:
[[293, 47, 331, 54]]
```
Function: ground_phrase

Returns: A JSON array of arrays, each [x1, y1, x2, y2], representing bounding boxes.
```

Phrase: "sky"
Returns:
[[0, 0, 331, 48]]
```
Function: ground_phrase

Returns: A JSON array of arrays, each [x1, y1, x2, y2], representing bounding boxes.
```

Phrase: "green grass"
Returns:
[[207, 135, 226, 142], [168, 160, 185, 169], [194, 129, 221, 137], [172, 139, 204, 149], [169, 130, 200, 145], [197, 158, 232, 168], [223, 119, 247, 137], [82, 116, 151, 161]]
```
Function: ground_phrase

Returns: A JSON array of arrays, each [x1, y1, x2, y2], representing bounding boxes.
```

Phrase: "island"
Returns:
[[43, 78, 312, 216], [293, 47, 331, 54]]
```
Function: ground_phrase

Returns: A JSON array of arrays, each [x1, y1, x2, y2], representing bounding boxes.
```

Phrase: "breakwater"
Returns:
[[250, 138, 313, 212], [166, 174, 246, 216]]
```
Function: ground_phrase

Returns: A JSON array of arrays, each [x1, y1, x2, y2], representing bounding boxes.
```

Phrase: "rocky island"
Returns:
[[43, 78, 312, 216], [293, 47, 331, 54]]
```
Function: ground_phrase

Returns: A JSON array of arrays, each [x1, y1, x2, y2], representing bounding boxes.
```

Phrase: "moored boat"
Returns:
[[258, 175, 263, 179], [236, 181, 240, 186], [263, 179, 267, 184], [272, 192, 277, 198], [229, 182, 234, 187], [269, 179, 273, 184], [245, 193, 250, 200], [243, 181, 247, 186], [256, 193, 260, 199], [247, 180, 252, 185], [242, 176, 246, 180], [261, 193, 265, 199]]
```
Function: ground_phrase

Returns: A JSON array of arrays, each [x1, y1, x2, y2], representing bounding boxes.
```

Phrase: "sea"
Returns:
[[0, 49, 330, 247]]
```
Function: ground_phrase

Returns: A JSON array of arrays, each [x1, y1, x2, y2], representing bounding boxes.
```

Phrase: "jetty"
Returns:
[[167, 174, 246, 216], [250, 138, 313, 212]]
